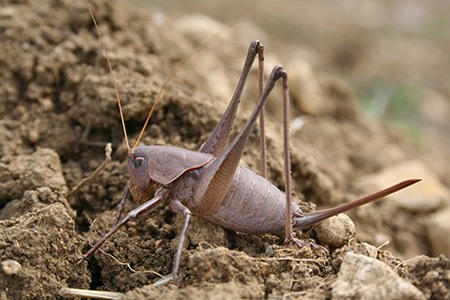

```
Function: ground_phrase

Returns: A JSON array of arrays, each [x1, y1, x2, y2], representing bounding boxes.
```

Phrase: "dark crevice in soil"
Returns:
[[74, 208, 91, 234], [88, 258, 104, 290]]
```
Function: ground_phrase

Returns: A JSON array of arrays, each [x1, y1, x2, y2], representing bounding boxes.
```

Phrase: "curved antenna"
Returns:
[[86, 0, 130, 150], [131, 27, 230, 152], [130, 3, 254, 153], [87, 0, 254, 154], [131, 39, 214, 150]]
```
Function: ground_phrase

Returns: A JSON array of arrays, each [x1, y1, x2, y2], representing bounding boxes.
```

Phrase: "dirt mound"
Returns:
[[0, 0, 448, 299]]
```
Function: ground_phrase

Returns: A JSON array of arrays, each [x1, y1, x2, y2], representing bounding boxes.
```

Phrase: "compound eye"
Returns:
[[134, 157, 145, 168]]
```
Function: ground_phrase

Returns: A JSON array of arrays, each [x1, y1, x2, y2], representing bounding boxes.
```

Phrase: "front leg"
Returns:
[[112, 181, 131, 226], [78, 188, 168, 263]]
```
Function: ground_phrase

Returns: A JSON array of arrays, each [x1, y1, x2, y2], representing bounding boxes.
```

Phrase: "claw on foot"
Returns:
[[76, 255, 86, 265], [285, 237, 329, 254]]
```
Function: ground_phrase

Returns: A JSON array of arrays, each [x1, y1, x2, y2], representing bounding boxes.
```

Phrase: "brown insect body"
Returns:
[[129, 145, 298, 235]]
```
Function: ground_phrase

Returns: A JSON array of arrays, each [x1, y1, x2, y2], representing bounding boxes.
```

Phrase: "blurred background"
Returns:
[[128, 0, 450, 186]]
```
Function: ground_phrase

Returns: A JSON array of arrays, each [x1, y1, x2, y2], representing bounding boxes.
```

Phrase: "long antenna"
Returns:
[[87, 0, 253, 154], [130, 3, 254, 152], [131, 28, 232, 151], [86, 0, 130, 150]]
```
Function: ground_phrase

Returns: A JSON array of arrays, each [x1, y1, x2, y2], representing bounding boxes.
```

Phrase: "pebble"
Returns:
[[332, 252, 426, 300], [315, 214, 355, 248], [288, 59, 325, 116], [426, 207, 450, 256], [174, 14, 231, 42], [1, 259, 22, 275]]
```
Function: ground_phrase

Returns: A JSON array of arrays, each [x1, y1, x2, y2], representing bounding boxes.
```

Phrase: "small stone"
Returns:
[[27, 129, 40, 144], [332, 252, 426, 300], [265, 245, 276, 257], [315, 214, 355, 248], [174, 14, 231, 42], [288, 59, 326, 116], [2, 259, 22, 275], [355, 160, 448, 213], [426, 207, 450, 256], [332, 242, 377, 270]]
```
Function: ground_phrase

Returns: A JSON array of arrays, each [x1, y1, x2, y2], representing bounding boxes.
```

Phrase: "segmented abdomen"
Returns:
[[203, 166, 300, 235]]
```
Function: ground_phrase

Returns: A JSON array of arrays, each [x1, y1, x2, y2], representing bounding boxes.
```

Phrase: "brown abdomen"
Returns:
[[203, 166, 300, 235]]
